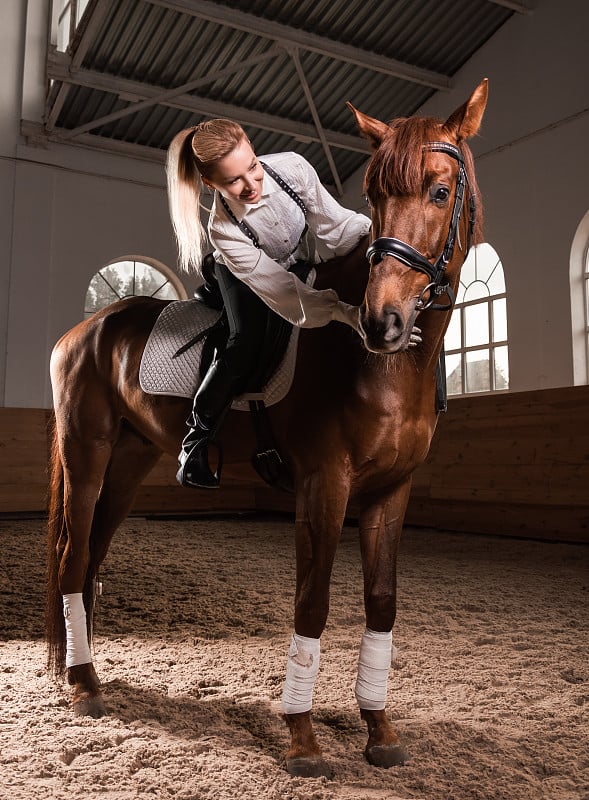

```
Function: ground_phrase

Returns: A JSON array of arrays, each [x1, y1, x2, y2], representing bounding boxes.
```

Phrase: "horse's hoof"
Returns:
[[286, 755, 333, 779], [73, 693, 106, 719], [365, 743, 410, 768]]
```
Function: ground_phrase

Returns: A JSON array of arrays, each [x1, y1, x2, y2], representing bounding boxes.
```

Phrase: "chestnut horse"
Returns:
[[46, 80, 488, 777]]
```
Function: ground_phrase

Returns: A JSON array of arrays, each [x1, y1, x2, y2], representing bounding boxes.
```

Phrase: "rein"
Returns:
[[366, 141, 475, 312]]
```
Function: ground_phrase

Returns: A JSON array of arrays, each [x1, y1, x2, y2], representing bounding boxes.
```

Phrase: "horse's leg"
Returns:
[[67, 424, 162, 716], [56, 416, 115, 718], [90, 424, 162, 569], [282, 470, 349, 778], [356, 481, 412, 767]]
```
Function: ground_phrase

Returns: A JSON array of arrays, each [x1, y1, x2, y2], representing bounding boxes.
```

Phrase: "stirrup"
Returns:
[[176, 439, 222, 489], [251, 448, 294, 493]]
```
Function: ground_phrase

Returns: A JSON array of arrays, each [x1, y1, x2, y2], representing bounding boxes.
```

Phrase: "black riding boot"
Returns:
[[176, 409, 221, 489], [176, 358, 236, 489], [177, 259, 270, 489]]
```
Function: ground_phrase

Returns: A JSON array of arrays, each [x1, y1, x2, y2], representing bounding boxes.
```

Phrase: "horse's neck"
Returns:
[[415, 309, 452, 370], [314, 239, 369, 306]]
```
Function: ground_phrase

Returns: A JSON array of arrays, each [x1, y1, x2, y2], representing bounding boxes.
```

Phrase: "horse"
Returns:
[[46, 79, 488, 778]]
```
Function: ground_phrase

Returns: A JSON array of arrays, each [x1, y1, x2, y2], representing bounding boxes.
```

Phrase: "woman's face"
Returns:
[[204, 138, 265, 205]]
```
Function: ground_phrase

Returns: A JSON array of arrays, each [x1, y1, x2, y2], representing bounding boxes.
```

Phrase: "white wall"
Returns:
[[341, 0, 589, 392], [5, 156, 185, 407], [0, 0, 26, 407], [2, 149, 189, 407]]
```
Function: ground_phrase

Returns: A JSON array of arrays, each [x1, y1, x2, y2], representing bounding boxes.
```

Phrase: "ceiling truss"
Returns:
[[30, 0, 535, 188]]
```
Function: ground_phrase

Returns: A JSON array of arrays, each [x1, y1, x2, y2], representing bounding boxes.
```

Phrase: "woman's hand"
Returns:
[[409, 326, 422, 347]]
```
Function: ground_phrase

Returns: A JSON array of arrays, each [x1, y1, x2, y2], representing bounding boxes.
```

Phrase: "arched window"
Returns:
[[570, 210, 589, 385], [583, 247, 589, 375], [444, 243, 509, 395], [84, 257, 186, 318]]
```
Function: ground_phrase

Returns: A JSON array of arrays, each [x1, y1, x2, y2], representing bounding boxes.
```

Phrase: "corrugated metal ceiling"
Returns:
[[39, 0, 525, 190]]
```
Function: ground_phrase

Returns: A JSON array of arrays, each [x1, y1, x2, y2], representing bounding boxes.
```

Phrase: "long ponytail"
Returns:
[[166, 119, 249, 273], [166, 127, 207, 273]]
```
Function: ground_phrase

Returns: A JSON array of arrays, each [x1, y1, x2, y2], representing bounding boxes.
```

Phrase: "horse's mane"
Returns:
[[363, 116, 484, 245]]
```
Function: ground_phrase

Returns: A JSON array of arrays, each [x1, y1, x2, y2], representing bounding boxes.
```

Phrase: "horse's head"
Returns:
[[348, 79, 488, 354]]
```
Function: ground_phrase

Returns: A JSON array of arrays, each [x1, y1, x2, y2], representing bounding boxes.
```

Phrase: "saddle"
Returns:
[[139, 258, 315, 492]]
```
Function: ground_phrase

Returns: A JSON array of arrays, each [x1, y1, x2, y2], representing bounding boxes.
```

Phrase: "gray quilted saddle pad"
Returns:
[[139, 299, 300, 411]]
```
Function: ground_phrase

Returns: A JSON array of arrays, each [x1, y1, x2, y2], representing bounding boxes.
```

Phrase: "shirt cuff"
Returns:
[[332, 301, 360, 331]]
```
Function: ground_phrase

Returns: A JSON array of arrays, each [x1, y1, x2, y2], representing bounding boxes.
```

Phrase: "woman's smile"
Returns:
[[240, 186, 260, 203]]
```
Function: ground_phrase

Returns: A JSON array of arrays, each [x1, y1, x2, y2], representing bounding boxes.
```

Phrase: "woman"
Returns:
[[166, 119, 371, 489]]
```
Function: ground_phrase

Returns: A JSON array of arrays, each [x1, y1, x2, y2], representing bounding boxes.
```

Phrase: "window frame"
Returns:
[[444, 244, 509, 397], [582, 242, 589, 381], [84, 256, 187, 319], [570, 210, 589, 386]]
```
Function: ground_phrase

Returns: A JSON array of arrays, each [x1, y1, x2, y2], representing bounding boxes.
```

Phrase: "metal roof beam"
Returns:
[[143, 0, 451, 90], [288, 47, 343, 195], [46, 0, 114, 129], [47, 52, 371, 154], [60, 46, 283, 139], [70, 0, 115, 70], [22, 119, 167, 163], [487, 0, 535, 13]]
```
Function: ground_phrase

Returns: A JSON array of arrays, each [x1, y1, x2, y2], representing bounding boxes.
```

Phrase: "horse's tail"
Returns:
[[45, 414, 67, 677]]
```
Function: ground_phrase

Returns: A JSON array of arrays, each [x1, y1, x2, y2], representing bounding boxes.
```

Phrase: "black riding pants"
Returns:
[[192, 262, 269, 425]]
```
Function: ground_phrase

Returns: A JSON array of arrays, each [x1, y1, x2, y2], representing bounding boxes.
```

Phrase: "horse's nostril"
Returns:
[[382, 308, 404, 338], [383, 306, 399, 317]]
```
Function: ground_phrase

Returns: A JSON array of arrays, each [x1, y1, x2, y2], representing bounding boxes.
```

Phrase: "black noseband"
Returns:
[[366, 141, 475, 312]]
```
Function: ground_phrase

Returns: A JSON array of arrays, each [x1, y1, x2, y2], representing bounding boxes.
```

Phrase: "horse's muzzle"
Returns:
[[359, 304, 411, 354]]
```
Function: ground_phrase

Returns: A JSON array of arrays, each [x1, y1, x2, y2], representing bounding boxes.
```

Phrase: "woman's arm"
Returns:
[[210, 224, 359, 330], [294, 154, 371, 255]]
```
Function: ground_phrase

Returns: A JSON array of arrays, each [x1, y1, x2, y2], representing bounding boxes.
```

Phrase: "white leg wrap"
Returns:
[[281, 633, 321, 715], [63, 593, 92, 668], [355, 628, 392, 710]]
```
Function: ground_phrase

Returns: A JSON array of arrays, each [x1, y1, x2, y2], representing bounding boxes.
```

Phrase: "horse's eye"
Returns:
[[431, 185, 450, 204]]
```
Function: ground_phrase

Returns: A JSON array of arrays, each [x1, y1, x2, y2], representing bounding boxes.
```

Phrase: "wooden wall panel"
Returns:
[[0, 408, 51, 512], [1, 385, 588, 542], [405, 385, 589, 542]]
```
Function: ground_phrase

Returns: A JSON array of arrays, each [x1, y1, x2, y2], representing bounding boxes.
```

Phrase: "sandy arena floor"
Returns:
[[0, 515, 587, 800]]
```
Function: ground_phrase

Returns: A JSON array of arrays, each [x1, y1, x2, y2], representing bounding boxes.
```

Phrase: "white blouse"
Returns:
[[208, 151, 371, 329]]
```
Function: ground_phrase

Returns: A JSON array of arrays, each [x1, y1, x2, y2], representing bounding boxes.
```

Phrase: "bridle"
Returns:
[[365, 141, 476, 312]]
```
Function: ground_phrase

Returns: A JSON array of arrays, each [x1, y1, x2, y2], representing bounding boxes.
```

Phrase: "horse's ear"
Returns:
[[442, 78, 489, 142], [347, 101, 390, 150]]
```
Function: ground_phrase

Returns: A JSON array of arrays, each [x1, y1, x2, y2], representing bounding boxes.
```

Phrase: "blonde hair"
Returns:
[[166, 119, 247, 272]]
